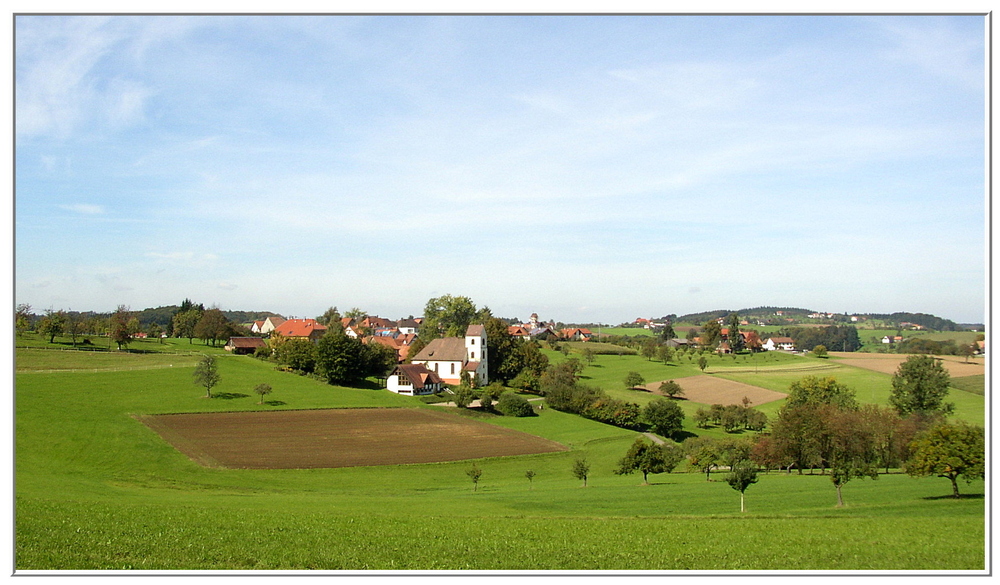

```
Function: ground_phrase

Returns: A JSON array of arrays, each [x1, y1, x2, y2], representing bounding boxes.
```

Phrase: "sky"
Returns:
[[14, 14, 988, 325]]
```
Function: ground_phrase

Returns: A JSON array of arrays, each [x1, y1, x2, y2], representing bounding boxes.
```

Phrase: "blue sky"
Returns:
[[14, 14, 987, 324]]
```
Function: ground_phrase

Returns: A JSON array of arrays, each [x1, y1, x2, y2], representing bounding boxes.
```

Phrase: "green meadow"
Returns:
[[14, 341, 987, 572]]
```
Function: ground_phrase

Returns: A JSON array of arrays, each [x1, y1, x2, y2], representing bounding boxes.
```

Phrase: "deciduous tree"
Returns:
[[614, 437, 681, 484], [466, 464, 483, 492], [658, 380, 684, 399], [624, 371, 645, 390], [572, 458, 591, 487], [15, 303, 33, 336], [725, 460, 759, 512], [421, 294, 477, 340], [906, 421, 984, 498], [255, 383, 273, 404], [890, 355, 954, 417], [643, 398, 685, 438], [193, 355, 221, 398], [38, 309, 67, 343], [785, 376, 858, 410], [701, 321, 721, 349], [110, 306, 134, 350]]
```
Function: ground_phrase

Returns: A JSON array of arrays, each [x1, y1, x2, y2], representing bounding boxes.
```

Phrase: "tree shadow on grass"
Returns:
[[262, 400, 287, 406], [213, 392, 250, 400], [671, 430, 698, 442], [922, 493, 984, 501]]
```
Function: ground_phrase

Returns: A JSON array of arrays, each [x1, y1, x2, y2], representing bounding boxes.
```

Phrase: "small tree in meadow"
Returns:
[[624, 371, 645, 390], [614, 437, 682, 484], [254, 383, 273, 404], [525, 469, 536, 489], [193, 355, 221, 398], [466, 464, 483, 492], [812, 345, 828, 358], [572, 458, 591, 487], [906, 421, 985, 498], [698, 356, 708, 372], [725, 459, 759, 512], [658, 380, 684, 399]]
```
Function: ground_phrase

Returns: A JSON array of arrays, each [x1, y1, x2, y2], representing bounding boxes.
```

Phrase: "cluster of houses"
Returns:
[[226, 312, 585, 397], [224, 312, 807, 397]]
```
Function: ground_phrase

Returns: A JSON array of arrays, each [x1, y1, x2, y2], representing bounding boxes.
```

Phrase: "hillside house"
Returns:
[[272, 319, 327, 343], [386, 364, 443, 395], [259, 316, 286, 335], [560, 328, 593, 341], [397, 319, 420, 335], [410, 324, 488, 385], [763, 337, 795, 351], [250, 321, 265, 334], [366, 335, 416, 363], [508, 325, 531, 340], [224, 337, 267, 355]]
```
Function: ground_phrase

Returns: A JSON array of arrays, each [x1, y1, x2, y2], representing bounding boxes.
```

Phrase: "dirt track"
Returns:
[[829, 352, 985, 377], [139, 408, 567, 469], [644, 375, 787, 407]]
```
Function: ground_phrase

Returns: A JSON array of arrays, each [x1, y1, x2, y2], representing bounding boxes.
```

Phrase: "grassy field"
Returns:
[[14, 347, 987, 572]]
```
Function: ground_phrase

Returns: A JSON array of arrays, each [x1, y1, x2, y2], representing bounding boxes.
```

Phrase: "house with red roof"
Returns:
[[560, 328, 593, 341], [272, 318, 327, 343]]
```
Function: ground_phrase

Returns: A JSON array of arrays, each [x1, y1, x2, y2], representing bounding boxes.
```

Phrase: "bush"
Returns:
[[495, 392, 535, 417]]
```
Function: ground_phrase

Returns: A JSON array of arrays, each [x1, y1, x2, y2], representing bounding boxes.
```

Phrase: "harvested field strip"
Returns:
[[828, 352, 985, 377], [139, 407, 568, 469], [645, 375, 787, 406], [704, 364, 841, 375]]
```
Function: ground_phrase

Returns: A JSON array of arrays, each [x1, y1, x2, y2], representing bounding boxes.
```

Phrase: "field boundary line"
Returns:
[[17, 364, 195, 374]]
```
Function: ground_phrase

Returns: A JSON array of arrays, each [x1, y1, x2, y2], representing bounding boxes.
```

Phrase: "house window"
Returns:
[[471, 339, 475, 345], [470, 351, 476, 360], [450, 363, 455, 375]]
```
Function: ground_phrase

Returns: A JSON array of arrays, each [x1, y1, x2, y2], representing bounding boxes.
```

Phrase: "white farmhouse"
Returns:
[[386, 364, 443, 395], [763, 337, 795, 351]]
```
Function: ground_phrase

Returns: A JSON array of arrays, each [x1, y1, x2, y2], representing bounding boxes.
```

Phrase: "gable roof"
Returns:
[[274, 319, 327, 338], [412, 337, 468, 362], [391, 364, 443, 390]]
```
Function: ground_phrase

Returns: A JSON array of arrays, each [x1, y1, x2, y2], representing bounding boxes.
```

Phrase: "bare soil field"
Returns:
[[829, 352, 985, 378], [138, 408, 567, 469], [644, 375, 787, 407]]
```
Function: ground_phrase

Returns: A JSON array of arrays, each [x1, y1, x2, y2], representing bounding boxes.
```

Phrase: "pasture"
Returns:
[[14, 346, 987, 572]]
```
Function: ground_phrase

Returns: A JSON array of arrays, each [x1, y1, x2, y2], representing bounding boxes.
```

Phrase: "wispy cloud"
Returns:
[[58, 204, 104, 215]]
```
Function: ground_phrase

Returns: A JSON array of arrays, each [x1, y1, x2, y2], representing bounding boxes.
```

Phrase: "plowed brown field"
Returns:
[[138, 408, 567, 469], [644, 375, 787, 407], [829, 352, 985, 377]]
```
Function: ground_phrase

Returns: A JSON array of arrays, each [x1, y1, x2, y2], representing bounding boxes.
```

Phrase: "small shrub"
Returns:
[[495, 392, 535, 417]]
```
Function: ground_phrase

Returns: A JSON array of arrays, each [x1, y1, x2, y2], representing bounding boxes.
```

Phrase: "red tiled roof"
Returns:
[[274, 319, 327, 338]]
